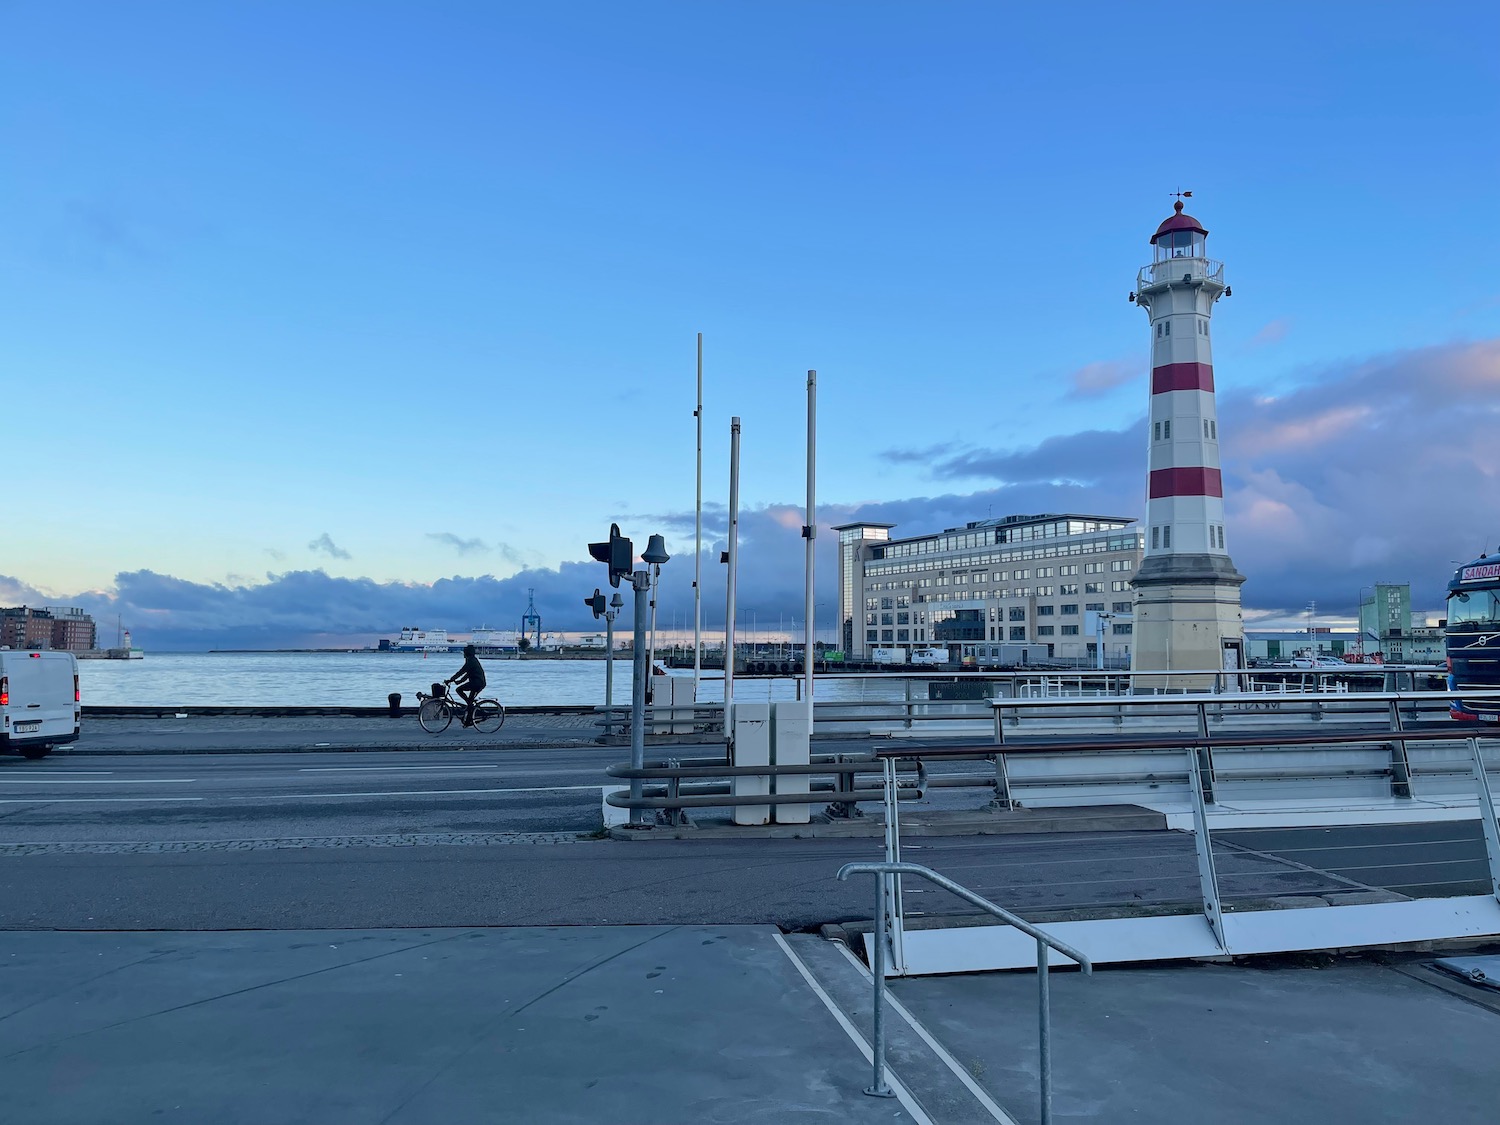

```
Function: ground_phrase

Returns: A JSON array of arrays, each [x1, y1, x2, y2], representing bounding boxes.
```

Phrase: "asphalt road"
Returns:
[[1, 746, 1490, 931]]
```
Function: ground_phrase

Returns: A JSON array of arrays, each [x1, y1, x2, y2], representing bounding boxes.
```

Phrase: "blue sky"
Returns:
[[3, 2, 1499, 647]]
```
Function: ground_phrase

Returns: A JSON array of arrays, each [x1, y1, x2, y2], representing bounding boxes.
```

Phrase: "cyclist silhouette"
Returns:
[[448, 644, 488, 727]]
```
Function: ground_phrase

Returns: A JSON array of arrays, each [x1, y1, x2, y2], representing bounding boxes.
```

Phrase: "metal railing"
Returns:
[[838, 859, 1092, 1123], [1136, 257, 1224, 290]]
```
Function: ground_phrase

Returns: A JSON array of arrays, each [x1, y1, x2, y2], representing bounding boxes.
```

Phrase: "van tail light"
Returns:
[[1, 675, 8, 707], [75, 673, 81, 703]]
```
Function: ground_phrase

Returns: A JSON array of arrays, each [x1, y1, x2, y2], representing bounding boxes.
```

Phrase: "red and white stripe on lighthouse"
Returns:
[[1137, 200, 1230, 563]]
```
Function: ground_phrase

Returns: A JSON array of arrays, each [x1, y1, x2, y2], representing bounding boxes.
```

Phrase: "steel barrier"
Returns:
[[838, 858, 1092, 1123]]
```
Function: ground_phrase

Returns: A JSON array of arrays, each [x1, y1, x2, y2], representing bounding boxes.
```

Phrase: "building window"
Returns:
[[897, 595, 911, 609], [1113, 623, 1133, 636], [1085, 582, 1102, 594], [1061, 604, 1079, 615], [1204, 419, 1210, 438], [1086, 602, 1104, 611], [896, 612, 909, 624], [1162, 526, 1171, 548], [1151, 527, 1159, 550], [1164, 320, 1170, 335], [1163, 419, 1171, 440], [1009, 607, 1026, 621], [1061, 625, 1080, 635], [1084, 562, 1102, 574], [881, 629, 894, 642], [881, 597, 894, 610], [866, 613, 877, 625], [1059, 565, 1078, 576], [1211, 420, 1217, 438], [867, 630, 878, 642], [1009, 627, 1026, 641], [1037, 626, 1055, 637], [1014, 569, 1030, 580], [1113, 601, 1132, 612], [896, 629, 909, 642], [1036, 605, 1055, 616], [1112, 581, 1129, 592], [881, 613, 893, 625], [1153, 421, 1160, 441], [1036, 586, 1055, 597]]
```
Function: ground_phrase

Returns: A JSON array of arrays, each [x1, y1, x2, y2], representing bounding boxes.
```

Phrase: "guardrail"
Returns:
[[603, 691, 1500, 820], [603, 753, 927, 822], [595, 669, 1450, 738], [838, 859, 1092, 1122]]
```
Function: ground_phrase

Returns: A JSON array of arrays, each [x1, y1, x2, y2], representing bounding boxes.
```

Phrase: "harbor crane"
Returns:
[[521, 588, 542, 651]]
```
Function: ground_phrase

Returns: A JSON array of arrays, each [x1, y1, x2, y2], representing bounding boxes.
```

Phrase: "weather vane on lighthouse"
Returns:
[[1170, 189, 1193, 201]]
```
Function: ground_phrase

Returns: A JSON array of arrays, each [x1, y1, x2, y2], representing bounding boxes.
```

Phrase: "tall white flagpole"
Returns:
[[804, 370, 817, 720], [693, 333, 703, 698]]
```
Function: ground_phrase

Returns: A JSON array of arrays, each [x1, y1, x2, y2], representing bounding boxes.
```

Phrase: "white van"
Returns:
[[0, 650, 80, 760]]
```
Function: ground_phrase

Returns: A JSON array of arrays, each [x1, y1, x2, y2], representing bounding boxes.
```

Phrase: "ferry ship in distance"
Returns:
[[389, 627, 454, 652]]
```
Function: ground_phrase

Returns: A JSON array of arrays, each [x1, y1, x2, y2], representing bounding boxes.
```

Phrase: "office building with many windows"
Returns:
[[834, 513, 1144, 664]]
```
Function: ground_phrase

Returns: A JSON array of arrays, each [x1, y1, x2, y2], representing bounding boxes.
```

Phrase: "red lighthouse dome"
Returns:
[[1151, 200, 1208, 260]]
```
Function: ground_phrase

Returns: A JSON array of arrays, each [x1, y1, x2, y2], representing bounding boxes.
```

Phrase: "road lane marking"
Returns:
[[231, 785, 603, 800], [771, 934, 934, 1125], [0, 797, 203, 804], [0, 779, 197, 785], [297, 765, 499, 772], [834, 940, 1018, 1124]]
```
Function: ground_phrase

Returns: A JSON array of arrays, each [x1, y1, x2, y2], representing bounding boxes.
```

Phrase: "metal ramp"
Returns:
[[860, 733, 1500, 975]]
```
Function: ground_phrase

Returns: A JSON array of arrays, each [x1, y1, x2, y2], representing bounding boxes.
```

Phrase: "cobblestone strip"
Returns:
[[0, 831, 594, 855]]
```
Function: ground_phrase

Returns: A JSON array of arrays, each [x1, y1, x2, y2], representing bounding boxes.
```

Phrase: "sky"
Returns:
[[3, 2, 1499, 649]]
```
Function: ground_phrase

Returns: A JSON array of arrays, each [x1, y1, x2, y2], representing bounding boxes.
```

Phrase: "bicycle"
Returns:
[[415, 680, 506, 734]]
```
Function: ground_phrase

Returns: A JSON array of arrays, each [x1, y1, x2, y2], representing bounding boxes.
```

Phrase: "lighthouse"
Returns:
[[1129, 199, 1245, 684]]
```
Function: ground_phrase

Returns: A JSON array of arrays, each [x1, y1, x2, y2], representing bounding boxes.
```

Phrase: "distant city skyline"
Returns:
[[4, 3, 1497, 648]]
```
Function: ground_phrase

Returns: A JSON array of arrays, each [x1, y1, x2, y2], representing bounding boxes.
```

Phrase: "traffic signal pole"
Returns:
[[629, 569, 651, 826]]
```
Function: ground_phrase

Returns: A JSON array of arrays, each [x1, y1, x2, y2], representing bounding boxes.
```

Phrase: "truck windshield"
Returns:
[[1448, 588, 1500, 627]]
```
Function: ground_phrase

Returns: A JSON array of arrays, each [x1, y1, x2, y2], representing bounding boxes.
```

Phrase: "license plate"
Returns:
[[14, 721, 41, 733]]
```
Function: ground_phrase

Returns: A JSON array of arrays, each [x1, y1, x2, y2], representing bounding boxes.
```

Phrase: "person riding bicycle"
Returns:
[[447, 644, 487, 727]]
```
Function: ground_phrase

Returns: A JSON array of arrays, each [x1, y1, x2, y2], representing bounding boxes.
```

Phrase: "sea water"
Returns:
[[76, 651, 910, 708]]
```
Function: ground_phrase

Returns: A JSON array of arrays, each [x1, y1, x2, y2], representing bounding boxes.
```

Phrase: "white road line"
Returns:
[[834, 940, 1019, 1125], [297, 768, 498, 774], [0, 797, 203, 804], [0, 779, 197, 785], [231, 785, 603, 800], [771, 933, 934, 1125]]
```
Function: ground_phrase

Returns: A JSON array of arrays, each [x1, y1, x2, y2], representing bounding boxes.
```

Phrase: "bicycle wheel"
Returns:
[[418, 697, 453, 734], [472, 699, 505, 733]]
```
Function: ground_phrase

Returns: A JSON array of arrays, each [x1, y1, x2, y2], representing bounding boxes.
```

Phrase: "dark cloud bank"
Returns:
[[11, 339, 1498, 649]]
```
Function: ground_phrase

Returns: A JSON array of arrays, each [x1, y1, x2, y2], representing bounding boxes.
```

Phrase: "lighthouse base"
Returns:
[[1131, 554, 1245, 691]]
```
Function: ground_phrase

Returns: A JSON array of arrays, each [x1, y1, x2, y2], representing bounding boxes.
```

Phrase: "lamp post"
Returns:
[[629, 534, 671, 827], [606, 592, 624, 711]]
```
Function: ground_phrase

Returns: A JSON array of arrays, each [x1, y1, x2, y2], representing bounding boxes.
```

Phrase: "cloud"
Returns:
[[1066, 359, 1141, 398], [427, 532, 489, 556], [308, 533, 351, 560], [17, 338, 1499, 647], [1245, 318, 1292, 349]]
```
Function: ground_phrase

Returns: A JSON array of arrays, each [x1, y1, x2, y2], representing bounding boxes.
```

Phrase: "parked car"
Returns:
[[0, 650, 80, 759], [1288, 655, 1348, 669]]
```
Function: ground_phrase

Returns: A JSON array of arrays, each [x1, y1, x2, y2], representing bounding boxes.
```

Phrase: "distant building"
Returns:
[[1, 607, 55, 650], [0, 606, 97, 652], [1357, 584, 1443, 662], [46, 607, 97, 652], [834, 513, 1144, 664]]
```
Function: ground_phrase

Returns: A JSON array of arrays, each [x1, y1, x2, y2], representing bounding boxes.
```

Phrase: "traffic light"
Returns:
[[587, 522, 633, 588], [585, 588, 607, 619]]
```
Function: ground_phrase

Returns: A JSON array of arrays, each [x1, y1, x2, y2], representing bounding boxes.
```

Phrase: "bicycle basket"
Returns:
[[431, 682, 447, 698]]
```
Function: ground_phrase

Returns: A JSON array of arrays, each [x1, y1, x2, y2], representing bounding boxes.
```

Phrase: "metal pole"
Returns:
[[646, 563, 660, 692], [725, 416, 741, 743], [865, 878, 894, 1098], [804, 369, 817, 732], [604, 609, 614, 719], [694, 333, 704, 699], [629, 570, 650, 826], [1038, 939, 1052, 1125]]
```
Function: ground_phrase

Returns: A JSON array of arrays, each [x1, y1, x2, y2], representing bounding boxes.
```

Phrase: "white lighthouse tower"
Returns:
[[1129, 199, 1245, 685]]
